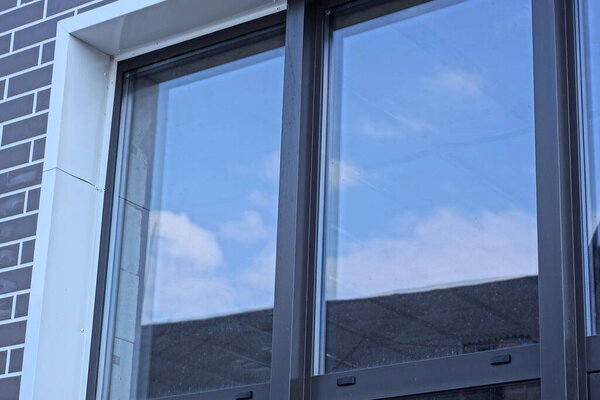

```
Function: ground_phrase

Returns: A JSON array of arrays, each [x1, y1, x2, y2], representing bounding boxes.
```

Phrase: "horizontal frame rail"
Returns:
[[311, 345, 540, 400]]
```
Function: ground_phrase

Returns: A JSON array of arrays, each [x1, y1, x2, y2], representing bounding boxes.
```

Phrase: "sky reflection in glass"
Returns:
[[141, 48, 285, 325], [106, 40, 286, 397], [318, 0, 538, 373], [324, 0, 537, 300]]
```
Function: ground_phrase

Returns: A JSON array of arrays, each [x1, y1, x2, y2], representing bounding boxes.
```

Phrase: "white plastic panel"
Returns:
[[65, 0, 286, 56], [43, 27, 112, 187], [23, 169, 105, 399]]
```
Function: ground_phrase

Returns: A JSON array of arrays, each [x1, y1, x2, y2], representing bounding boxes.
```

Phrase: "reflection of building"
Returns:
[[140, 277, 538, 398], [394, 381, 540, 400]]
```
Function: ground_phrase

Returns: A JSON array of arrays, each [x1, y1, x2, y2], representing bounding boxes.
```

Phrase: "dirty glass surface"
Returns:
[[316, 0, 539, 374], [101, 34, 285, 398], [391, 381, 540, 399]]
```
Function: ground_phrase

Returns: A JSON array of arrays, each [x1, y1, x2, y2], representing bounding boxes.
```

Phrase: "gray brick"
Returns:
[[31, 137, 44, 161], [7, 65, 52, 97], [26, 187, 39, 211], [14, 293, 27, 317], [0, 297, 11, 321], [0, 351, 6, 374], [13, 12, 74, 50], [0, 143, 30, 171], [0, 81, 4, 101], [0, 376, 20, 399], [0, 192, 24, 218], [0, 0, 17, 12], [0, 267, 31, 295], [0, 35, 10, 56], [0, 1, 43, 32], [0, 321, 26, 347], [78, 0, 117, 13], [35, 88, 50, 112], [8, 348, 22, 373], [1, 113, 47, 145], [0, 94, 33, 123], [41, 40, 55, 63], [0, 48, 38, 77], [0, 163, 42, 195], [0, 214, 36, 243], [48, 0, 89, 15], [0, 244, 18, 269], [20, 239, 33, 263]]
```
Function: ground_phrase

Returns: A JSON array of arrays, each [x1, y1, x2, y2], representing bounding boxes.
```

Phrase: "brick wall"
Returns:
[[0, 0, 115, 398]]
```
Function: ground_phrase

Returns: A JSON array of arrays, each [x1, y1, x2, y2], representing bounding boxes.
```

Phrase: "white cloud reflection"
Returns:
[[248, 189, 274, 207], [142, 207, 537, 325], [328, 159, 372, 189], [150, 210, 222, 270], [260, 151, 281, 181], [142, 210, 275, 325], [327, 208, 538, 300], [359, 115, 434, 138], [421, 67, 484, 96], [219, 210, 269, 243]]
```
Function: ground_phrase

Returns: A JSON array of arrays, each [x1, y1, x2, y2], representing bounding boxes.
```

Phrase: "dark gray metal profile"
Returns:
[[532, 0, 587, 399], [311, 345, 540, 400], [269, 0, 321, 399], [150, 384, 269, 400], [86, 57, 126, 400]]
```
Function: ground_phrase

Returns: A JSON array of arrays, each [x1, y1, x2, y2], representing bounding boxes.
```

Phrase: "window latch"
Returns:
[[336, 376, 356, 386], [235, 390, 253, 400], [490, 354, 511, 366]]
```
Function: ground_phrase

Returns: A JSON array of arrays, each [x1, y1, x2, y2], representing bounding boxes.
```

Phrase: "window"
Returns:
[[56, 0, 588, 399], [97, 21, 285, 400], [316, 0, 538, 374]]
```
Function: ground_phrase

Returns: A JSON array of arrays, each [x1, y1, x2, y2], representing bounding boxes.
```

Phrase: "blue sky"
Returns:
[[136, 0, 541, 324], [140, 48, 285, 324], [323, 0, 538, 300]]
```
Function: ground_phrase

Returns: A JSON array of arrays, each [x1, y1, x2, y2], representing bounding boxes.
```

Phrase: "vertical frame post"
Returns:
[[532, 0, 587, 398], [566, 0, 591, 394], [86, 64, 125, 400], [270, 0, 322, 399]]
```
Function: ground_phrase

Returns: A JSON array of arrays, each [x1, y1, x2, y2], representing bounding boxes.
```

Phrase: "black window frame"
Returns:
[[86, 0, 599, 399]]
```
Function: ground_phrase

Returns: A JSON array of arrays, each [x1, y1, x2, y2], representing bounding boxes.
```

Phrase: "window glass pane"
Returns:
[[316, 0, 538, 374], [101, 33, 284, 398], [579, 0, 600, 336], [391, 381, 540, 400]]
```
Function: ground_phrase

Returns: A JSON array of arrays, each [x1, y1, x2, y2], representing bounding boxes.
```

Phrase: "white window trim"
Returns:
[[20, 1, 286, 398]]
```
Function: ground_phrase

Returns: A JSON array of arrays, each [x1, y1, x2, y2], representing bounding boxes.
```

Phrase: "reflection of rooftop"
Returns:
[[390, 380, 540, 400], [335, 273, 537, 299], [139, 276, 538, 398]]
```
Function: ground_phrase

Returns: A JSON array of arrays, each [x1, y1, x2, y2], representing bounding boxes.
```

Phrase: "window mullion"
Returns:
[[532, 0, 587, 398], [269, 0, 322, 399]]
